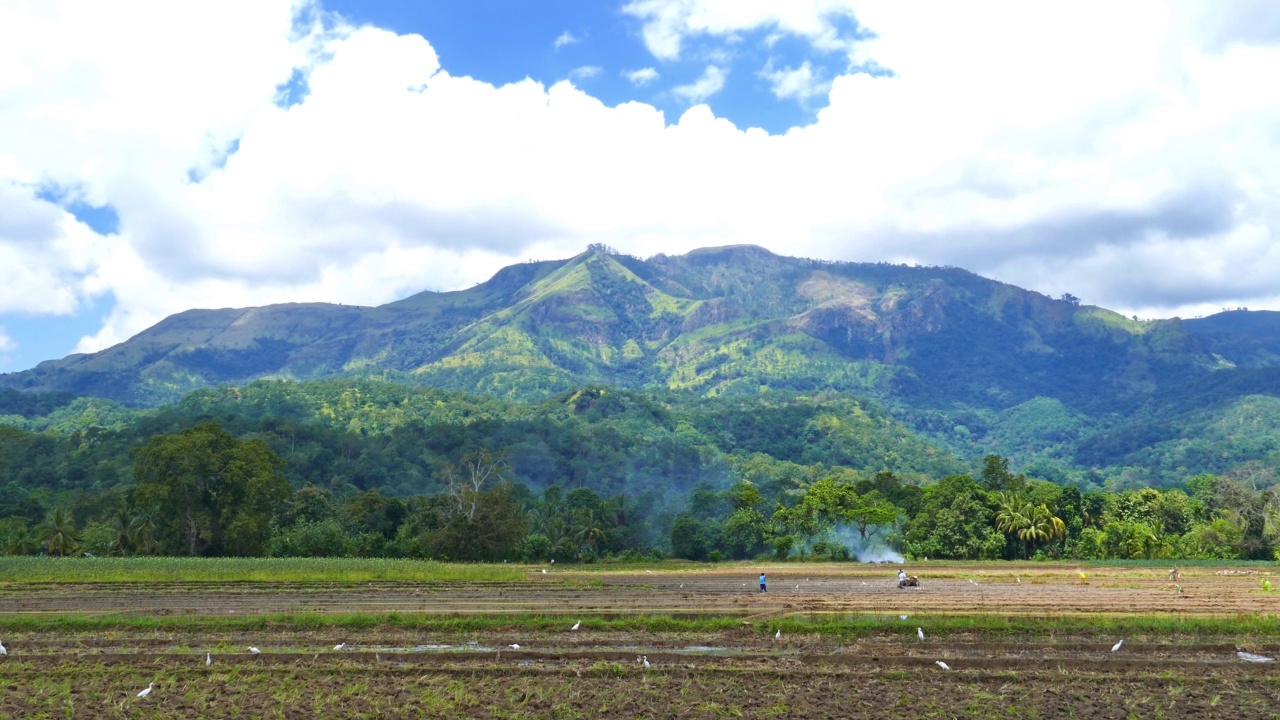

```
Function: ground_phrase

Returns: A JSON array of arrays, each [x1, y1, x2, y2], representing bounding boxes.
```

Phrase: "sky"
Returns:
[[2, 1, 1280, 372]]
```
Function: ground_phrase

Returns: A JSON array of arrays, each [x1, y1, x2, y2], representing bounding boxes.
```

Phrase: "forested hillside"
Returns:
[[1, 379, 1277, 564], [7, 246, 1280, 490]]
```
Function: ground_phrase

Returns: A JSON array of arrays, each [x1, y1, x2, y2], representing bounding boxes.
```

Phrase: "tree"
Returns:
[[132, 422, 289, 556], [36, 506, 79, 557], [846, 492, 900, 543]]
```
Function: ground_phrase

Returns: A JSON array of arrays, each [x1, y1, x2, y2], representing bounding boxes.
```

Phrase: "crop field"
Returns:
[[2, 560, 1279, 718]]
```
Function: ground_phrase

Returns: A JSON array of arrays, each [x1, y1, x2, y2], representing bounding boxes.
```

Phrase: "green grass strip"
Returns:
[[0, 557, 527, 583], [3, 611, 1279, 640]]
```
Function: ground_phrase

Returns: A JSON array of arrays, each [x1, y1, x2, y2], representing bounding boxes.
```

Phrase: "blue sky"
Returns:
[[3, 1, 1280, 375], [323, 0, 859, 133]]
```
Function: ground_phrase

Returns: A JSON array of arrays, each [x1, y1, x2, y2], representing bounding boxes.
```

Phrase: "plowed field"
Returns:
[[2, 562, 1279, 718]]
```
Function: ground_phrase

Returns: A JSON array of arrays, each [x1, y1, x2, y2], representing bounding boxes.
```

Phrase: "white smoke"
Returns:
[[831, 522, 906, 564]]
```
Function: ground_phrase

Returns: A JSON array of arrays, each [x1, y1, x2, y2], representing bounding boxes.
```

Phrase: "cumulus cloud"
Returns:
[[624, 67, 661, 86], [672, 65, 727, 103], [3, 0, 1280, 360], [0, 327, 14, 353], [622, 0, 859, 60]]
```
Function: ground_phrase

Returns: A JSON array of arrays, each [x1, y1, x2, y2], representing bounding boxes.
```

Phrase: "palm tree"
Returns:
[[1021, 504, 1067, 557], [3, 525, 38, 556], [109, 508, 134, 555], [572, 508, 608, 553], [993, 493, 1031, 559], [129, 508, 159, 556], [36, 506, 79, 557]]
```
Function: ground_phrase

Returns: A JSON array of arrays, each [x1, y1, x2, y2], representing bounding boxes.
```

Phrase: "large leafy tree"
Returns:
[[132, 422, 289, 556]]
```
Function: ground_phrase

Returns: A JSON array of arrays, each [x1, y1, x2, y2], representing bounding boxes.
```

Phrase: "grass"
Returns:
[[0, 556, 528, 583], [4, 609, 1280, 640]]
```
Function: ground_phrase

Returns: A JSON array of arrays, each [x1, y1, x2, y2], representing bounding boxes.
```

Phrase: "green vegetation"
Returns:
[[1, 375, 1278, 564], [0, 556, 525, 583]]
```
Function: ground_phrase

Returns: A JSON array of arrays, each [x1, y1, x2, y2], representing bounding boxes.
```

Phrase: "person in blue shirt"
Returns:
[[759, 572, 767, 593]]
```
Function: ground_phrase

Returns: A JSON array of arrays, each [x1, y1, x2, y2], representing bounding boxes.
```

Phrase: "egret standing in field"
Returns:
[[935, 661, 950, 671], [248, 647, 261, 654], [1111, 639, 1123, 652], [643, 655, 650, 668], [205, 652, 211, 666], [571, 621, 580, 631], [917, 628, 925, 641], [0, 639, 6, 655], [775, 629, 781, 640], [137, 683, 153, 698], [333, 643, 346, 651]]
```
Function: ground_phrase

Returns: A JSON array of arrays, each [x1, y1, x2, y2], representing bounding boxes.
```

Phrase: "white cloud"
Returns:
[[622, 0, 859, 60], [0, 327, 14, 353], [4, 0, 1280, 360], [672, 65, 727, 103], [624, 67, 661, 86], [569, 65, 602, 81], [553, 30, 580, 49], [760, 60, 830, 102]]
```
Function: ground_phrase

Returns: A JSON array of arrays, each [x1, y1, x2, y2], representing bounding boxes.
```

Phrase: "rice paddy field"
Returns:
[[1, 558, 1279, 718]]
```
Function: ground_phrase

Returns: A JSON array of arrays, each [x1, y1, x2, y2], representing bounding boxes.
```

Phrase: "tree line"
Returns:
[[3, 419, 1276, 563]]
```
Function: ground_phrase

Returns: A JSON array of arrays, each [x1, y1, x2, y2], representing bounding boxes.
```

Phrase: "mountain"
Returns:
[[5, 245, 1280, 485], [0, 245, 1226, 405]]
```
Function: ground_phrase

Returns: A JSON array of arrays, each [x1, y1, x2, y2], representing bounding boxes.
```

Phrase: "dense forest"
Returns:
[[1, 379, 1276, 563]]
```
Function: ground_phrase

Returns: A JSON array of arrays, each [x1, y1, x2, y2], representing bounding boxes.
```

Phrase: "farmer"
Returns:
[[897, 568, 907, 587], [759, 572, 767, 593]]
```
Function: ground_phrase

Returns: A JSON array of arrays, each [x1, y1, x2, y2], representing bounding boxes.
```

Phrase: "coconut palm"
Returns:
[[36, 506, 79, 557]]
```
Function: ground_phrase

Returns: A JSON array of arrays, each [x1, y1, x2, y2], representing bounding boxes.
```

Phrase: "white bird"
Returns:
[[1111, 639, 1123, 652], [968, 579, 977, 585], [541, 569, 547, 574], [1016, 577, 1021, 584], [795, 585, 800, 590], [643, 655, 650, 669], [509, 644, 520, 650], [679, 584, 684, 588], [333, 643, 346, 651], [137, 683, 153, 698], [571, 621, 580, 631], [899, 615, 908, 621], [205, 652, 211, 666], [775, 629, 782, 640], [917, 628, 925, 641], [0, 639, 6, 655], [248, 647, 261, 654], [1236, 648, 1275, 663], [936, 661, 950, 671]]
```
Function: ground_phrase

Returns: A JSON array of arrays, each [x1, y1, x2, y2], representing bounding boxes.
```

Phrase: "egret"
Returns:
[[935, 661, 950, 671], [333, 643, 346, 651], [571, 621, 580, 631], [679, 584, 684, 588], [643, 655, 650, 669], [541, 569, 547, 574], [509, 644, 520, 650], [0, 639, 6, 655], [968, 579, 977, 585], [1016, 577, 1021, 584], [918, 628, 925, 641], [248, 647, 261, 654], [1111, 639, 1123, 652], [899, 615, 908, 621], [137, 683, 153, 698], [775, 629, 781, 640], [1237, 648, 1275, 663], [205, 652, 211, 666]]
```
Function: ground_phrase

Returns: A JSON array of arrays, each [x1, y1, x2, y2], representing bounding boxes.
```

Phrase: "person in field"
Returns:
[[759, 573, 767, 593]]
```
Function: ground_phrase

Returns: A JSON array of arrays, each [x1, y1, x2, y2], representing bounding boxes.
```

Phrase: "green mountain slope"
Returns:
[[6, 245, 1280, 486]]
